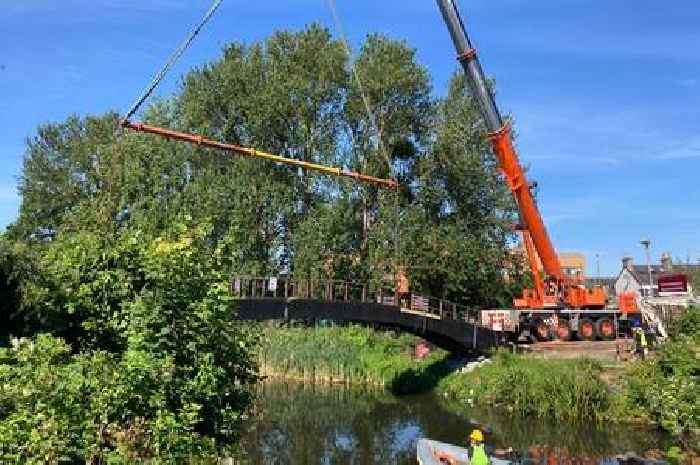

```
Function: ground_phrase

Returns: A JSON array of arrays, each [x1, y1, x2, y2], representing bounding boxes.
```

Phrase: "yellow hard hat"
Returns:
[[469, 429, 484, 442]]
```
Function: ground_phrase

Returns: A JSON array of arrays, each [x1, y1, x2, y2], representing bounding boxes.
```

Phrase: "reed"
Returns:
[[438, 351, 611, 422], [257, 324, 447, 390]]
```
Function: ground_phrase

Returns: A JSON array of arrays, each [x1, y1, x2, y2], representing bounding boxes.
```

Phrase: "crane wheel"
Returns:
[[555, 320, 572, 341], [578, 318, 595, 341], [596, 318, 615, 340], [533, 319, 551, 341]]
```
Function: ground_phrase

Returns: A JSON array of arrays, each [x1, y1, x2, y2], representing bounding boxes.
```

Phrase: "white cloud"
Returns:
[[653, 136, 700, 160], [508, 101, 665, 168], [541, 194, 608, 227], [677, 78, 698, 88]]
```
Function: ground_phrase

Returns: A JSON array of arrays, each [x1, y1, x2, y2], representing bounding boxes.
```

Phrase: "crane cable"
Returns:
[[325, 0, 403, 293], [325, 0, 394, 173], [120, 0, 224, 125]]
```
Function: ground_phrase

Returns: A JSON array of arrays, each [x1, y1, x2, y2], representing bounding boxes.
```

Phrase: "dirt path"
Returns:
[[518, 339, 637, 361]]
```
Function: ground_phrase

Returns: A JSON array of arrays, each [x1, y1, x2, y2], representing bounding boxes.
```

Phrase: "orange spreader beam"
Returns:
[[122, 121, 398, 190]]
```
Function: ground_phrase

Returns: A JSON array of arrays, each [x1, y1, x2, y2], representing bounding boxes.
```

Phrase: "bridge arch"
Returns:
[[234, 296, 504, 352]]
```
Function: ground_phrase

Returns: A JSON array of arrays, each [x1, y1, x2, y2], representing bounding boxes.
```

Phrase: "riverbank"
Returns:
[[256, 324, 617, 419], [437, 352, 613, 422], [256, 308, 699, 449], [257, 324, 452, 393]]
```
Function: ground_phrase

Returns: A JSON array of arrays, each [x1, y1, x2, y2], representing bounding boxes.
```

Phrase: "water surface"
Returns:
[[241, 382, 673, 465]]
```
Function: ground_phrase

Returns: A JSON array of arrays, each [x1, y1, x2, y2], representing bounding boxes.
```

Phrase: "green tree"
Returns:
[[177, 24, 348, 274], [14, 113, 122, 238], [3, 220, 258, 459], [0, 236, 23, 344], [12, 27, 522, 307]]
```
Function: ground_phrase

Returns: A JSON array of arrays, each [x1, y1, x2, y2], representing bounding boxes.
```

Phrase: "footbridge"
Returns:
[[231, 276, 504, 351]]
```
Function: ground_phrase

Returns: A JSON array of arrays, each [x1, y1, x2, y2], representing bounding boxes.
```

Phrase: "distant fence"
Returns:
[[645, 297, 697, 333]]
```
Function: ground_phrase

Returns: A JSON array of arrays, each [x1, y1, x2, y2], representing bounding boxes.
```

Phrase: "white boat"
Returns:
[[417, 438, 471, 465], [417, 439, 511, 465]]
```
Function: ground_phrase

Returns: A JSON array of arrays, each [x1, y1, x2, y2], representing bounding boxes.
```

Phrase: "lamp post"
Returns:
[[640, 239, 652, 297]]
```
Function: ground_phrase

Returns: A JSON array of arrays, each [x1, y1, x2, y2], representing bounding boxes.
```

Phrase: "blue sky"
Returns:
[[1, 0, 699, 275]]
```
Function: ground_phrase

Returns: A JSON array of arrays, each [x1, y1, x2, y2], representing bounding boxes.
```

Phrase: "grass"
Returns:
[[257, 323, 451, 393], [437, 351, 612, 423], [258, 325, 619, 422]]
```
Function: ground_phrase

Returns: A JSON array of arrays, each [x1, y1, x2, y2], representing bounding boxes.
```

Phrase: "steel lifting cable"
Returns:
[[326, 0, 394, 172], [326, 0, 403, 290], [117, 0, 396, 189], [121, 0, 225, 124]]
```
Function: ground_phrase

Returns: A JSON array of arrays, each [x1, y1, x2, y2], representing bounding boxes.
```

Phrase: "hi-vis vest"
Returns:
[[471, 444, 489, 465], [638, 330, 647, 348]]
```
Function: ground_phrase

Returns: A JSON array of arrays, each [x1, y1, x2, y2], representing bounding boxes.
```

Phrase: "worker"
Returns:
[[468, 429, 490, 465], [633, 326, 648, 360]]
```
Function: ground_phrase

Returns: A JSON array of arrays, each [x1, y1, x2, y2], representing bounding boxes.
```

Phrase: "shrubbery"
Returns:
[[0, 221, 258, 463], [0, 335, 229, 463], [623, 307, 699, 436]]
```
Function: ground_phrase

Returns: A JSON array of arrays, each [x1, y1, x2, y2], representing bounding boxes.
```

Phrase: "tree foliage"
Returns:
[[1, 220, 259, 461]]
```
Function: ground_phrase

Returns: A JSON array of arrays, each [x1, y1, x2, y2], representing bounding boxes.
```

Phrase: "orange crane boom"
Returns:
[[436, 0, 605, 309]]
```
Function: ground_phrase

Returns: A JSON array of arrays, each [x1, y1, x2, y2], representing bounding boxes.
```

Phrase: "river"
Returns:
[[241, 382, 674, 465]]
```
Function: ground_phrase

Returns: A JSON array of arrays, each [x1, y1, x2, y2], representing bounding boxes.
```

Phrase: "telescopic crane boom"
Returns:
[[436, 0, 605, 310]]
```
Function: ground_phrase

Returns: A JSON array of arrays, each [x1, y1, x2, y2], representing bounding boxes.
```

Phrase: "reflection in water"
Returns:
[[242, 382, 672, 465]]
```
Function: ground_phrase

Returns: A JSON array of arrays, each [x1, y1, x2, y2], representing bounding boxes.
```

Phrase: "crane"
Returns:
[[436, 0, 606, 311]]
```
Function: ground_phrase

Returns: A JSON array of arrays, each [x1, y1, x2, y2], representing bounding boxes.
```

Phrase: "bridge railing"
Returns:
[[231, 276, 397, 304], [231, 276, 481, 325]]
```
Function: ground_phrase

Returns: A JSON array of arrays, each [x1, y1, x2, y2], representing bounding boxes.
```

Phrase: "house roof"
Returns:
[[585, 277, 616, 287], [625, 264, 700, 286]]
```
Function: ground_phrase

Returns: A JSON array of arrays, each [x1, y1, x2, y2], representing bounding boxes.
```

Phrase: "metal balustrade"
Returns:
[[231, 276, 482, 325]]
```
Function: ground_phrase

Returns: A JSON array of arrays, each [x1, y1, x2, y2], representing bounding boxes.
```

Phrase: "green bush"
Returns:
[[669, 306, 700, 340], [0, 334, 231, 463], [623, 307, 699, 436], [2, 221, 259, 461]]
